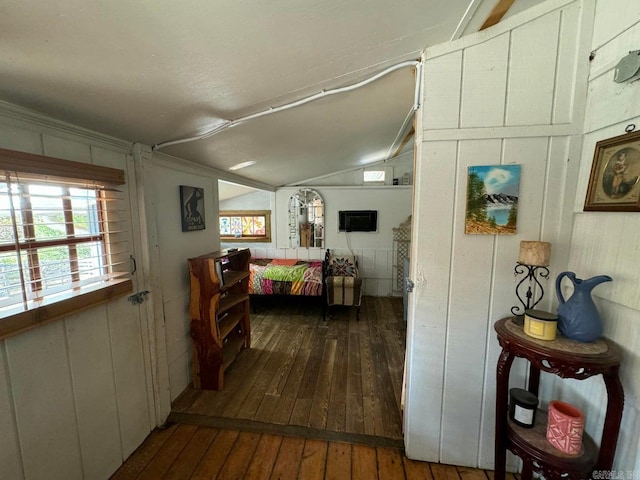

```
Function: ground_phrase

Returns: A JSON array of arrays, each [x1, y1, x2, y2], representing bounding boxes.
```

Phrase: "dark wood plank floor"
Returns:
[[113, 297, 522, 479], [171, 296, 406, 443], [111, 423, 520, 480]]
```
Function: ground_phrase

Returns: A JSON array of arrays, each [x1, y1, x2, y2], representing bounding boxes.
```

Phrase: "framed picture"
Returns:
[[180, 186, 205, 231], [465, 164, 520, 235], [584, 130, 640, 211]]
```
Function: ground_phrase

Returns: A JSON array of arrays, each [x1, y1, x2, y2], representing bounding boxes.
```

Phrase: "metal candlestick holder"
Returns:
[[511, 262, 550, 323]]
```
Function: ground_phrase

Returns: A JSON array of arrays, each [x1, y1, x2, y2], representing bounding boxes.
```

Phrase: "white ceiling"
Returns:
[[0, 0, 543, 188]]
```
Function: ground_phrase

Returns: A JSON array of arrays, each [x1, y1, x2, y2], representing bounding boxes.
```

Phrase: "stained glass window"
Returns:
[[219, 210, 271, 242]]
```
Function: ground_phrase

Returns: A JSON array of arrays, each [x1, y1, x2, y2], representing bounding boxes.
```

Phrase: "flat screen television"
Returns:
[[338, 210, 378, 232]]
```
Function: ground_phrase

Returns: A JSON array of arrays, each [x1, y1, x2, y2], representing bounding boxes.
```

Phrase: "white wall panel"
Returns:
[[552, 3, 581, 124], [592, 0, 640, 49], [147, 159, 222, 400], [42, 134, 92, 163], [6, 323, 83, 480], [598, 299, 640, 405], [585, 73, 640, 134], [154, 174, 219, 303], [0, 344, 23, 480], [91, 145, 128, 170], [407, 0, 591, 469], [440, 139, 499, 466], [107, 297, 153, 459], [583, 22, 640, 133], [168, 353, 190, 403], [404, 140, 457, 461], [588, 17, 640, 83], [503, 137, 549, 225], [569, 213, 640, 312], [423, 51, 463, 129], [0, 106, 154, 479], [376, 279, 392, 297], [65, 309, 123, 479], [373, 250, 391, 281], [506, 12, 560, 125], [540, 136, 576, 269], [461, 33, 510, 128], [164, 293, 192, 403], [0, 122, 41, 154], [165, 295, 192, 364]]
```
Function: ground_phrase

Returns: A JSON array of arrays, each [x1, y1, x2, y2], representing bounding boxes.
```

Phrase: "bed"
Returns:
[[249, 258, 324, 297]]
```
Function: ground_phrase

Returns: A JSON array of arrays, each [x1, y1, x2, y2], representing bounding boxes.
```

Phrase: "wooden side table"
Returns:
[[494, 317, 624, 480]]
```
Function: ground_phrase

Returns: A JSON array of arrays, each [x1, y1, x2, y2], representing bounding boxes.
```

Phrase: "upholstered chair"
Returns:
[[325, 252, 362, 320]]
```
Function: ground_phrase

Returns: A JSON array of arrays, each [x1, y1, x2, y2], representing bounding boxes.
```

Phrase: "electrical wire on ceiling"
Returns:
[[153, 59, 423, 151]]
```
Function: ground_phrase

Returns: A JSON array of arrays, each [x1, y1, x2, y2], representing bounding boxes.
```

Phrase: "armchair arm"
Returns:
[[326, 275, 362, 307]]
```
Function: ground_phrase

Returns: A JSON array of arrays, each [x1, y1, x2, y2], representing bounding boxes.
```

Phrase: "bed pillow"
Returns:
[[270, 258, 298, 266]]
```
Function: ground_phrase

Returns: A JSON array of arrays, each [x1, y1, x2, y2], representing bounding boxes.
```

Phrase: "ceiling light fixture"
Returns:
[[228, 161, 256, 171]]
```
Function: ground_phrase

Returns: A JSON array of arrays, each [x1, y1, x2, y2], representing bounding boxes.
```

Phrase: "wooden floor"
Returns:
[[171, 296, 406, 443], [110, 423, 518, 480], [112, 297, 520, 479]]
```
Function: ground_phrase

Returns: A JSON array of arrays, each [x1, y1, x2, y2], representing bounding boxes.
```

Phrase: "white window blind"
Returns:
[[0, 168, 130, 318]]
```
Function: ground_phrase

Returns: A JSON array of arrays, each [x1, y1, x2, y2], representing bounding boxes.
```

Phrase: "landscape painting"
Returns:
[[465, 165, 520, 235]]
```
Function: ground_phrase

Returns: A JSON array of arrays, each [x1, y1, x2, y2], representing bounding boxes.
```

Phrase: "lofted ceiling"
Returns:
[[0, 0, 543, 189]]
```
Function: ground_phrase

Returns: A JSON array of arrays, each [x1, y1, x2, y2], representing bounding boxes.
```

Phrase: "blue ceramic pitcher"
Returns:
[[556, 272, 612, 342]]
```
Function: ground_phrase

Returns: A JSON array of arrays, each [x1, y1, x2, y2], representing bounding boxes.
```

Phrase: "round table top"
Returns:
[[495, 317, 621, 367]]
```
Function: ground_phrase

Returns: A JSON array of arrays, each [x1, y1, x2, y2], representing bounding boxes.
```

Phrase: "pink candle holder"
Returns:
[[546, 401, 585, 455]]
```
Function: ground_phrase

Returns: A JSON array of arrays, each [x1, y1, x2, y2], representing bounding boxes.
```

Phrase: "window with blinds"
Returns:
[[0, 148, 133, 337]]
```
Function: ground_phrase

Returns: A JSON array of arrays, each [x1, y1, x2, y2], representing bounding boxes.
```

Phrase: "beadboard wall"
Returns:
[[0, 103, 156, 480], [139, 150, 224, 403], [540, 0, 640, 471], [404, 0, 593, 470]]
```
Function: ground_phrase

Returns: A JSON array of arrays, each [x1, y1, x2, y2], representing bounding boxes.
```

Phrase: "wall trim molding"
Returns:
[[423, 123, 579, 141], [150, 149, 275, 192], [0, 100, 132, 152]]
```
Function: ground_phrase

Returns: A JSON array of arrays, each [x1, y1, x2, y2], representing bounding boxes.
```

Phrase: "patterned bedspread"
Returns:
[[249, 259, 323, 296]]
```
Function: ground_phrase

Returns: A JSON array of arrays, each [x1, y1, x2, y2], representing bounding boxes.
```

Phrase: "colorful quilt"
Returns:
[[249, 258, 323, 296]]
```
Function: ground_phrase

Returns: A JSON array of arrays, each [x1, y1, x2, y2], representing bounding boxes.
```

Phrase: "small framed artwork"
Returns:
[[180, 186, 205, 232], [584, 130, 640, 211], [465, 164, 520, 235]]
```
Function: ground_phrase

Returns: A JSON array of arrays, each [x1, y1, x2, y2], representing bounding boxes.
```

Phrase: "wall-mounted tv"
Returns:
[[338, 210, 378, 232]]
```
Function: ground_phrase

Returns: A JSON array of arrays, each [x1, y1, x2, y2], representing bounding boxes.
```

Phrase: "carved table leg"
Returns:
[[528, 363, 540, 397], [598, 368, 624, 472], [521, 461, 533, 480], [495, 348, 515, 480]]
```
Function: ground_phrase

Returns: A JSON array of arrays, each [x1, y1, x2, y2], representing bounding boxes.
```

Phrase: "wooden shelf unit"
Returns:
[[188, 248, 251, 390], [493, 317, 623, 480]]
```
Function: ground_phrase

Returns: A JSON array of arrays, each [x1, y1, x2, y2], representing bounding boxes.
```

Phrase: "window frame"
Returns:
[[0, 147, 132, 340], [219, 209, 272, 243]]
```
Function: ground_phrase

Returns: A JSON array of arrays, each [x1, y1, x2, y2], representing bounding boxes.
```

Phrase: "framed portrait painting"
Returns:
[[180, 185, 205, 231], [584, 130, 640, 211]]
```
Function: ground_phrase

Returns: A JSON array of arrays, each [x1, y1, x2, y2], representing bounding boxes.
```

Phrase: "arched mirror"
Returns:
[[288, 188, 324, 248]]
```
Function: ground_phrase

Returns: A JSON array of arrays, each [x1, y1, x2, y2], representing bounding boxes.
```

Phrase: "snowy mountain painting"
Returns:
[[465, 165, 521, 235]]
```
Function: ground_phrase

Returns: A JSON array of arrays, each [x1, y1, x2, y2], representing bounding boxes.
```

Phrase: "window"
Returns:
[[0, 147, 132, 338], [219, 210, 271, 242], [363, 170, 386, 183]]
